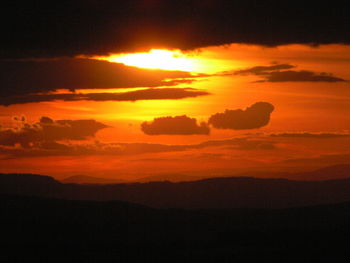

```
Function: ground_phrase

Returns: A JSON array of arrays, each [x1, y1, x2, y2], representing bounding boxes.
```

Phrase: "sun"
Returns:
[[96, 49, 195, 72]]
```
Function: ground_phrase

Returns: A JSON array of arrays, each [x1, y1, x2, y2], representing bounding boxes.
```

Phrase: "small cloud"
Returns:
[[209, 102, 274, 130], [234, 63, 345, 82], [235, 63, 296, 75], [141, 115, 210, 135]]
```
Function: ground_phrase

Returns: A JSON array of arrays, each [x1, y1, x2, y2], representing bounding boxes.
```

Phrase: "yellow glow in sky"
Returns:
[[101, 49, 195, 71], [92, 48, 234, 74]]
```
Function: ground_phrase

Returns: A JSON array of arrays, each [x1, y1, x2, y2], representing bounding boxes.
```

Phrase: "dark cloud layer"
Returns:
[[259, 70, 345, 83], [235, 63, 345, 82], [1, 1, 349, 58], [0, 88, 209, 106], [209, 102, 274, 130], [141, 115, 210, 135], [0, 117, 108, 148], [0, 58, 192, 99]]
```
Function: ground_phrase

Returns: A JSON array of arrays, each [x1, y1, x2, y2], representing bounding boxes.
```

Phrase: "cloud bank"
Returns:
[[1, 1, 349, 58], [0, 58, 194, 104], [0, 117, 108, 148]]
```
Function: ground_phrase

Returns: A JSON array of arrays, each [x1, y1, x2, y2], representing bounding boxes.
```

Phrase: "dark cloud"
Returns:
[[141, 115, 210, 135], [234, 63, 345, 82], [270, 132, 350, 138], [0, 58, 193, 99], [0, 117, 108, 148], [209, 102, 274, 130], [260, 70, 345, 83], [0, 88, 209, 106], [1, 1, 349, 58], [235, 64, 296, 75]]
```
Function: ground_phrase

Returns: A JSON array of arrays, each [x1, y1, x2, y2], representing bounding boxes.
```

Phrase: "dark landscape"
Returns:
[[1, 165, 350, 261]]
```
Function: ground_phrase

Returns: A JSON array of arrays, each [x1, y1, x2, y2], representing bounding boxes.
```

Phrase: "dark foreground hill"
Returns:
[[1, 194, 350, 262], [2, 164, 350, 209]]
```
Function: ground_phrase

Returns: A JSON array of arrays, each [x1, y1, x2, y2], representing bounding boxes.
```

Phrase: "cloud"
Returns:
[[1, 1, 349, 58], [141, 115, 210, 135], [0, 137, 277, 159], [0, 58, 193, 99], [208, 102, 274, 130], [0, 117, 108, 148], [283, 153, 350, 168], [270, 132, 350, 138], [0, 88, 209, 106], [235, 64, 296, 75], [234, 63, 345, 82], [229, 140, 276, 150], [260, 70, 345, 82]]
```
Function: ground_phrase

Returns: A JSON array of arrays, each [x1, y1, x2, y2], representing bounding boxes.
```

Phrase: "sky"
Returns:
[[1, 1, 350, 181]]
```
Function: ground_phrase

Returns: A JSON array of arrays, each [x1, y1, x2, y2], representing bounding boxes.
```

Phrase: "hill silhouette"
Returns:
[[137, 173, 198, 183], [1, 194, 349, 262], [61, 175, 126, 184], [1, 164, 350, 209]]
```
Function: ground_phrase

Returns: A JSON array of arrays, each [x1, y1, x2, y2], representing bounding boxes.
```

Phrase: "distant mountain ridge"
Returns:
[[59, 164, 350, 185], [1, 194, 350, 261], [61, 175, 125, 184], [1, 164, 350, 209]]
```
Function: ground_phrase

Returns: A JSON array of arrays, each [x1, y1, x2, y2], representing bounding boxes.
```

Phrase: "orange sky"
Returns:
[[1, 44, 350, 180]]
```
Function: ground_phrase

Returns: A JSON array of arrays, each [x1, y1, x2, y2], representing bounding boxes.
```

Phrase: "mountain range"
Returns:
[[2, 164, 350, 209]]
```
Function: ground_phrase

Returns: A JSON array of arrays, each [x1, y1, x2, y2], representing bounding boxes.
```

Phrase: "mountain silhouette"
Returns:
[[61, 175, 126, 184], [1, 194, 350, 262], [137, 173, 198, 183], [2, 164, 350, 209]]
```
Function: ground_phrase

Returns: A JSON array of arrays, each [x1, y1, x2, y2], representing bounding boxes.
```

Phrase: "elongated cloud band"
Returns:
[[1, 1, 349, 58], [234, 63, 345, 82], [0, 58, 195, 104], [0, 88, 209, 106]]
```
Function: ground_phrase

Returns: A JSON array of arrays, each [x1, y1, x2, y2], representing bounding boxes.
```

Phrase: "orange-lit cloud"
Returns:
[[99, 49, 195, 71]]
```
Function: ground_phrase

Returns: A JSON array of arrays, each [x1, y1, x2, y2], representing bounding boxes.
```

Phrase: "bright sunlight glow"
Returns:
[[98, 49, 195, 72]]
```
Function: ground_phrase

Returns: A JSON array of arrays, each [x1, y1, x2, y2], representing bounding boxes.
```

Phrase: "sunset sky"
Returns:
[[1, 1, 350, 181]]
